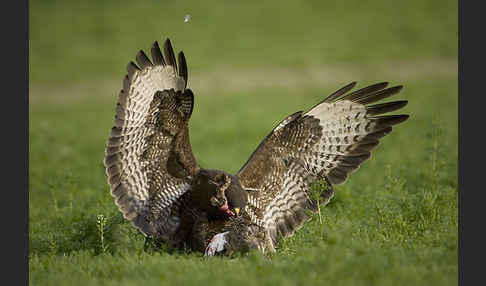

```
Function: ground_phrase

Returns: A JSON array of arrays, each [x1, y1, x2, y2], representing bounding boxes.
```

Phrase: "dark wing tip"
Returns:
[[354, 85, 404, 105], [372, 114, 410, 126], [371, 82, 390, 90], [151, 40, 166, 66], [135, 49, 153, 69], [163, 38, 178, 71], [366, 100, 408, 115], [322, 81, 357, 103], [340, 82, 390, 102], [383, 85, 404, 96], [178, 51, 188, 86]]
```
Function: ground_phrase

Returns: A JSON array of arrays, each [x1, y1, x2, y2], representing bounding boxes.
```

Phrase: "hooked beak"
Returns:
[[220, 204, 236, 218]]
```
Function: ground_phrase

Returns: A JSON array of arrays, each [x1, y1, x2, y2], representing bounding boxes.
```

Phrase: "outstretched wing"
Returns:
[[104, 39, 200, 242], [237, 82, 409, 248]]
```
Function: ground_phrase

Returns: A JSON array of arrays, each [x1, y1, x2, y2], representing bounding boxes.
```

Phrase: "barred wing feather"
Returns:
[[237, 82, 409, 248], [103, 39, 199, 242]]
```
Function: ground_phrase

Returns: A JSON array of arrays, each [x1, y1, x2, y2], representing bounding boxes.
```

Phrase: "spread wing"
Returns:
[[237, 82, 409, 248], [103, 39, 200, 242]]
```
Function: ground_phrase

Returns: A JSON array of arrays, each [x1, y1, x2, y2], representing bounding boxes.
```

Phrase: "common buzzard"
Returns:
[[104, 38, 409, 256]]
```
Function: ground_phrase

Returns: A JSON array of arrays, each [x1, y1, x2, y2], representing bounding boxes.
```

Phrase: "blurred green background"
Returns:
[[29, 0, 457, 285]]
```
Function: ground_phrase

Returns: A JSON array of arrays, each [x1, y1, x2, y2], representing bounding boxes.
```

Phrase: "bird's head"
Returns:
[[193, 169, 248, 218]]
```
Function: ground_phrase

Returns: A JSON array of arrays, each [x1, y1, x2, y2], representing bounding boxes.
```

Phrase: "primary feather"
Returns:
[[237, 82, 408, 249], [104, 37, 409, 255], [104, 39, 199, 242]]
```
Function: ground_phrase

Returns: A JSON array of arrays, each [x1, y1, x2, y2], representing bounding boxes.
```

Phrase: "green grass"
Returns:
[[30, 0, 457, 285], [30, 0, 457, 85]]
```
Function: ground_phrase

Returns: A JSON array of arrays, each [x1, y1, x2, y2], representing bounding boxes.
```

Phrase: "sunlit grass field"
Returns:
[[29, 0, 457, 285]]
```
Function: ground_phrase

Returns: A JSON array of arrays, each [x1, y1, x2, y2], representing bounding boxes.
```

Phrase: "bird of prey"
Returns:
[[103, 38, 409, 256]]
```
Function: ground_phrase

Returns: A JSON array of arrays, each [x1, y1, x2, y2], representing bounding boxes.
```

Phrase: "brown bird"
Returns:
[[103, 38, 409, 256]]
